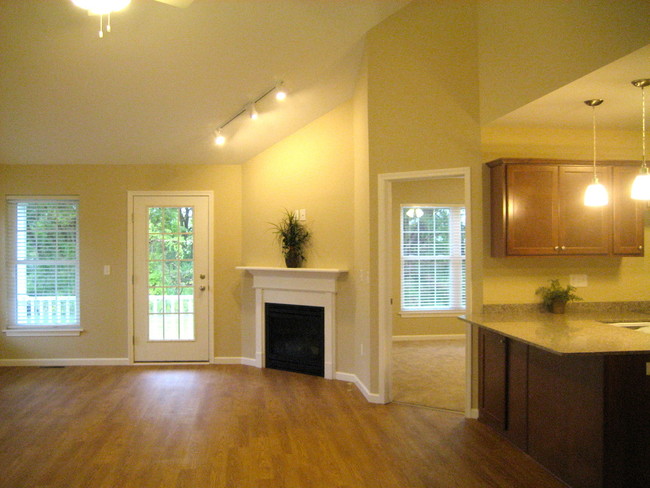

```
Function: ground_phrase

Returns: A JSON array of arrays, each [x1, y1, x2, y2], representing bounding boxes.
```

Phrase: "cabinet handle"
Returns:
[[554, 246, 560, 251], [639, 246, 643, 250], [561, 246, 566, 251]]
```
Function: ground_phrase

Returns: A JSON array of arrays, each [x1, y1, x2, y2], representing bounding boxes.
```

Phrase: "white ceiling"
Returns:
[[2, 1, 648, 166], [487, 44, 650, 132], [0, 0, 409, 165]]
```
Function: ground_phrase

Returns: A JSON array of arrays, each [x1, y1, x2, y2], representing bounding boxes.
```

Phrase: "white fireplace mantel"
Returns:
[[237, 267, 347, 379]]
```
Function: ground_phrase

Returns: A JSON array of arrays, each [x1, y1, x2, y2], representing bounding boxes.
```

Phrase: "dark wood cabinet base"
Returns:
[[479, 327, 650, 488]]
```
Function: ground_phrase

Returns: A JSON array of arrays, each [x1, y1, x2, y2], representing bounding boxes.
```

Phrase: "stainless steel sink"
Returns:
[[602, 321, 650, 334]]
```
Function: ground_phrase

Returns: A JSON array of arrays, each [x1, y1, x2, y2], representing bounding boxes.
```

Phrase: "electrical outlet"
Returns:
[[569, 274, 588, 287], [103, 265, 111, 276]]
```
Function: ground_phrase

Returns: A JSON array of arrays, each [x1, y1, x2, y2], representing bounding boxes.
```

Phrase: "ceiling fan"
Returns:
[[71, 0, 194, 37]]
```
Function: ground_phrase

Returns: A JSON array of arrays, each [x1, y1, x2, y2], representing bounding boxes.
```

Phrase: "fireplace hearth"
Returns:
[[265, 303, 324, 377]]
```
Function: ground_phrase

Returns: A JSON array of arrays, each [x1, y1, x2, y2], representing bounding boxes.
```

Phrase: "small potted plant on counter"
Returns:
[[270, 208, 311, 268], [535, 279, 582, 314]]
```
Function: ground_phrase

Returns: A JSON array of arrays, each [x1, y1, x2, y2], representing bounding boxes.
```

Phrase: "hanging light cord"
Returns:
[[592, 103, 598, 179], [642, 83, 647, 171], [584, 99, 603, 181]]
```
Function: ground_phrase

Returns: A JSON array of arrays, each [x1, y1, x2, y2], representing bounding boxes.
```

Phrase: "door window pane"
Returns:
[[147, 207, 195, 341]]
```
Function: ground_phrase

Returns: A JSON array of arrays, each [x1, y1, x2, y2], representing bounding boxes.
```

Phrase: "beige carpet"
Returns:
[[392, 338, 465, 412]]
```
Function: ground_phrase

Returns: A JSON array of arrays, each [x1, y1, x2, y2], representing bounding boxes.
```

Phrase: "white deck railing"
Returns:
[[17, 295, 77, 325]]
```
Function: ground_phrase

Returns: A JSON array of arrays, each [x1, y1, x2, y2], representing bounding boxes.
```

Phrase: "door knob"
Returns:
[[199, 285, 206, 291]]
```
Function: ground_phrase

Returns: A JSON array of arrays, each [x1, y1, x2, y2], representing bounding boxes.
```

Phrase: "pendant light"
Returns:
[[631, 79, 650, 200], [584, 99, 608, 206]]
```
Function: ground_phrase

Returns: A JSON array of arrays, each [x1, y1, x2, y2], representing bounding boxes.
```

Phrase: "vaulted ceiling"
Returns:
[[0, 0, 409, 165], [2, 1, 648, 167]]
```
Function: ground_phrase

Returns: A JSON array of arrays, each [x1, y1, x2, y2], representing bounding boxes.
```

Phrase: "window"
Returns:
[[5, 198, 80, 335], [401, 205, 465, 313]]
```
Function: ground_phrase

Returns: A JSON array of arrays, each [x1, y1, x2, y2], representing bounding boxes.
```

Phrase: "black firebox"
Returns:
[[265, 303, 324, 377]]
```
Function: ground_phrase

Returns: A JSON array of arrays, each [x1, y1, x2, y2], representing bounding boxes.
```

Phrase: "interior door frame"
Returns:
[[377, 168, 473, 416], [127, 191, 214, 364]]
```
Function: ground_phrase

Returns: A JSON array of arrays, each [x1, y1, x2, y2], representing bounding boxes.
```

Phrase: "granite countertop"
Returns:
[[459, 310, 650, 355]]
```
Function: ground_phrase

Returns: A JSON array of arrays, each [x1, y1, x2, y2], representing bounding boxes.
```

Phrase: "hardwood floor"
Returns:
[[0, 365, 567, 488]]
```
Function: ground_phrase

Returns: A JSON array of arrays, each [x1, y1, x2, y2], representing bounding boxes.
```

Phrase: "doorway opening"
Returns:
[[378, 168, 473, 416]]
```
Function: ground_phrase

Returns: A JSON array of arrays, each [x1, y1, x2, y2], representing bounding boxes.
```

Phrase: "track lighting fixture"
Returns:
[[214, 129, 225, 146], [275, 83, 287, 102], [212, 82, 288, 147], [249, 103, 259, 120]]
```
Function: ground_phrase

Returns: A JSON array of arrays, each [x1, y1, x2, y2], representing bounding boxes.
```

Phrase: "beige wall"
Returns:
[[0, 164, 242, 360], [482, 126, 650, 305], [366, 0, 482, 392], [391, 178, 466, 337], [240, 101, 357, 372], [478, 0, 650, 123]]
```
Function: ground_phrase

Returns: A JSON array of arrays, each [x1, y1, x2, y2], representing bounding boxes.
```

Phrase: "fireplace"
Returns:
[[237, 267, 346, 379], [265, 303, 324, 377]]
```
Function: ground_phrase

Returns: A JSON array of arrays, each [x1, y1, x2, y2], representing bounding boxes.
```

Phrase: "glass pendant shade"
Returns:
[[631, 171, 650, 200], [584, 180, 609, 206]]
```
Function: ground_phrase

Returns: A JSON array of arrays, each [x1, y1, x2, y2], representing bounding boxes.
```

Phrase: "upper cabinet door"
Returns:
[[612, 166, 645, 256], [558, 166, 611, 255], [506, 164, 559, 255], [488, 159, 644, 257]]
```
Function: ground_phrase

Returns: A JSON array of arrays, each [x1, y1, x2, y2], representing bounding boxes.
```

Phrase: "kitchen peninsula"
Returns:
[[460, 311, 650, 488]]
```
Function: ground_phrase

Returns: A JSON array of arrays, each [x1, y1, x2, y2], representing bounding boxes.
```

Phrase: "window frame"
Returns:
[[4, 196, 83, 337], [399, 203, 466, 316]]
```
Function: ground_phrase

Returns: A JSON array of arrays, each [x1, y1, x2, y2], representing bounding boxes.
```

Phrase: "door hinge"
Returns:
[[132, 275, 135, 285], [390, 298, 393, 305]]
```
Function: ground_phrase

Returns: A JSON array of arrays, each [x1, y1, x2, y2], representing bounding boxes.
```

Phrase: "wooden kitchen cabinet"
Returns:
[[478, 326, 650, 488], [612, 165, 645, 255], [488, 159, 644, 257], [477, 328, 528, 450]]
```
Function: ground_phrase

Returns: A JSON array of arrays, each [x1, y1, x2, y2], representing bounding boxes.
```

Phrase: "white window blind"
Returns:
[[401, 205, 466, 312], [6, 199, 80, 328]]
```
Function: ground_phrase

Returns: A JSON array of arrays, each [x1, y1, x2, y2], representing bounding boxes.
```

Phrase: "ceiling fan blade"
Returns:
[[154, 0, 194, 8]]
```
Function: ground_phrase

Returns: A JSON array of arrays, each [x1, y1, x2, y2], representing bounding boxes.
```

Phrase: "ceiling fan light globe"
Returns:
[[71, 0, 131, 14]]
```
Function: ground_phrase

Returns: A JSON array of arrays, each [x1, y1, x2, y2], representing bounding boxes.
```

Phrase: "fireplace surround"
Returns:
[[237, 267, 346, 379]]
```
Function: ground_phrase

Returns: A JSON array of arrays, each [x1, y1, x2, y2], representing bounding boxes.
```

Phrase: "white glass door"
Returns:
[[132, 195, 210, 362]]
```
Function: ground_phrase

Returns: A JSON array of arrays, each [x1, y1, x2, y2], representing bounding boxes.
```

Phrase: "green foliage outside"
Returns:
[[147, 207, 194, 296]]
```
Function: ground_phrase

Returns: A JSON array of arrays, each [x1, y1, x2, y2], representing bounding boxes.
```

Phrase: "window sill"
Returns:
[[399, 310, 466, 318], [3, 328, 84, 337]]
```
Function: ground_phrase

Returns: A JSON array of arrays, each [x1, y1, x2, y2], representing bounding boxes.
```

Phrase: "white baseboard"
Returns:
[[335, 371, 383, 404], [468, 408, 479, 419], [0, 358, 130, 367], [392, 334, 465, 342], [213, 356, 247, 365]]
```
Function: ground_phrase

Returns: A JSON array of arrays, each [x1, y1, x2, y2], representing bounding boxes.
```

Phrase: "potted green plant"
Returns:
[[535, 279, 582, 314], [270, 209, 311, 268]]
